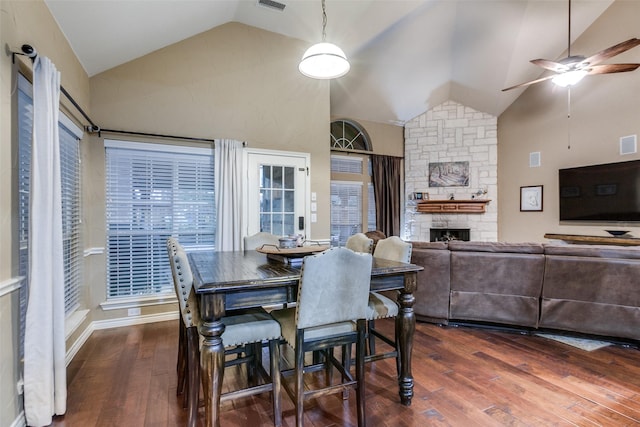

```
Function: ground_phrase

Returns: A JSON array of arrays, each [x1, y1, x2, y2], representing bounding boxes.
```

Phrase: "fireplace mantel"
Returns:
[[417, 199, 491, 214]]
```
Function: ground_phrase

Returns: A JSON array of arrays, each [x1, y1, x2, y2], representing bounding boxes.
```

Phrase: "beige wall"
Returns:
[[0, 1, 90, 425], [0, 3, 404, 424], [87, 23, 405, 320], [498, 0, 640, 242], [90, 22, 331, 240]]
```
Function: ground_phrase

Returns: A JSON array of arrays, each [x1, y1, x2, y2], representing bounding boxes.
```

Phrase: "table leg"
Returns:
[[396, 272, 416, 405], [199, 295, 226, 427]]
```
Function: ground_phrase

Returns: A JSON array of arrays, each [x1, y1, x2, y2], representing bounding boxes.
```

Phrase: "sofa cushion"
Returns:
[[411, 246, 451, 323], [448, 241, 544, 254], [543, 243, 640, 260], [409, 241, 448, 250], [449, 245, 545, 328]]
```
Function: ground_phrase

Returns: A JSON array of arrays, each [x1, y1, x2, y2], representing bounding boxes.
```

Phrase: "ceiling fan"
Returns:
[[502, 0, 640, 92]]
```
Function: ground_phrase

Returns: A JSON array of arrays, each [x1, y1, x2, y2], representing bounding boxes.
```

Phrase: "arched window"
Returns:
[[330, 119, 372, 152]]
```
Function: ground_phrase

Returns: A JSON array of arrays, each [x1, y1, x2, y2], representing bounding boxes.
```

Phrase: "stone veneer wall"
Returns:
[[404, 101, 498, 242]]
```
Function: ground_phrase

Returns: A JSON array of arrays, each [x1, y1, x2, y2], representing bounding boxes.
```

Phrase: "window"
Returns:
[[330, 155, 376, 246], [105, 140, 215, 299], [330, 119, 371, 151], [17, 74, 83, 315], [330, 119, 376, 245]]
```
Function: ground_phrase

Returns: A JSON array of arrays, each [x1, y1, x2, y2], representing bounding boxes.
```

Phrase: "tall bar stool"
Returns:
[[367, 236, 412, 373], [271, 247, 372, 427], [167, 237, 283, 427], [345, 233, 374, 254]]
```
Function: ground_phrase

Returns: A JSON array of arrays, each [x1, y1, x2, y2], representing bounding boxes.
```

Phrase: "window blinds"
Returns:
[[104, 140, 215, 298]]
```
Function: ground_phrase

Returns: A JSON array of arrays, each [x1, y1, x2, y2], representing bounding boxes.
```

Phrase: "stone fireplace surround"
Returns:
[[404, 101, 498, 242]]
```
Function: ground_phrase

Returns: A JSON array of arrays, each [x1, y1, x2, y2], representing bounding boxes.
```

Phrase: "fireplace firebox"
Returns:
[[430, 228, 470, 242]]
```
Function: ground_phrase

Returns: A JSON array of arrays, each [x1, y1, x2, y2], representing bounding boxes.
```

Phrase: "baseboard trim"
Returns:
[[92, 311, 179, 330], [9, 411, 26, 427]]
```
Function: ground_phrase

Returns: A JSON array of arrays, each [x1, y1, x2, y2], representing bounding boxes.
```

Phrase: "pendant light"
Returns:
[[299, 0, 350, 79]]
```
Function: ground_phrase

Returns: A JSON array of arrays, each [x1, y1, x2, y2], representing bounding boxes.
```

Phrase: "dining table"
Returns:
[[188, 248, 423, 427]]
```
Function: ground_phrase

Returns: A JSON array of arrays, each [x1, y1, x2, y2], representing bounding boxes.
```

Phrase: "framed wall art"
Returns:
[[428, 161, 469, 187], [520, 185, 543, 212]]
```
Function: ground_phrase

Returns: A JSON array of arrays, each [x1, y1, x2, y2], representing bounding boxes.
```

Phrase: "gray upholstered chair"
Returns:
[[271, 247, 372, 427], [368, 236, 412, 371], [345, 233, 374, 254], [244, 231, 280, 250], [167, 237, 283, 427]]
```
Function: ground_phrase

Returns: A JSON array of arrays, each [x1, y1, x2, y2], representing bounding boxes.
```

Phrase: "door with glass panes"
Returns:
[[246, 151, 309, 239]]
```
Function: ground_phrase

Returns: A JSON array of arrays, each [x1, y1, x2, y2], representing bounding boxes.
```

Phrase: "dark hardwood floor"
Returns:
[[52, 319, 640, 426]]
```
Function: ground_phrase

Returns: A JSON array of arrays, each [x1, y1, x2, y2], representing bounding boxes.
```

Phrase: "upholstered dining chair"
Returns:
[[271, 247, 372, 427], [166, 237, 283, 427], [244, 231, 280, 250], [345, 233, 374, 254], [367, 236, 412, 372]]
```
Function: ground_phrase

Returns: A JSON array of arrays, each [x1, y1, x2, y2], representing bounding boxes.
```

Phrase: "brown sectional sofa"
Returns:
[[411, 240, 640, 341]]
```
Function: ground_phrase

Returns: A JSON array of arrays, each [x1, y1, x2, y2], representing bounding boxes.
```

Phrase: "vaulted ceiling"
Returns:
[[45, 0, 615, 125]]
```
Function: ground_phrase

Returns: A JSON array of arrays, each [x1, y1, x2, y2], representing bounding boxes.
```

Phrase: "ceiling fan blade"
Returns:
[[531, 59, 568, 73], [587, 63, 640, 75], [502, 74, 556, 92], [580, 38, 640, 67]]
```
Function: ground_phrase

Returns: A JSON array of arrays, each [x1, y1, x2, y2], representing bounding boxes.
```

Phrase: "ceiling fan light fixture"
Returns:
[[299, 0, 349, 80], [299, 42, 350, 79], [552, 69, 588, 87]]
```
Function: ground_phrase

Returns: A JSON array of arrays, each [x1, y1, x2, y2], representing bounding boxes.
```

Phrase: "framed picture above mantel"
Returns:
[[428, 161, 470, 187]]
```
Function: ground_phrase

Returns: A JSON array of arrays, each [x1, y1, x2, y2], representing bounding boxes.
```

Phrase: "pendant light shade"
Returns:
[[299, 42, 350, 79], [299, 0, 350, 79]]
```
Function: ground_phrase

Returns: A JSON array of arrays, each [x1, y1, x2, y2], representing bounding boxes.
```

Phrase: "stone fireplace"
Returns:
[[404, 101, 498, 242]]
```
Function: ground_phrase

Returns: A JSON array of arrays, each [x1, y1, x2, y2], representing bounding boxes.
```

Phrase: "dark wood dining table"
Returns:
[[188, 249, 423, 427]]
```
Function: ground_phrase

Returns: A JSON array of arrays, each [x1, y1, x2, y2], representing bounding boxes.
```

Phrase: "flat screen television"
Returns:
[[559, 159, 640, 222]]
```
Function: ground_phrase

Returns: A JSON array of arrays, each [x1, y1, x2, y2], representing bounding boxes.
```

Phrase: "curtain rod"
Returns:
[[98, 128, 216, 144], [12, 44, 100, 132], [12, 44, 219, 145]]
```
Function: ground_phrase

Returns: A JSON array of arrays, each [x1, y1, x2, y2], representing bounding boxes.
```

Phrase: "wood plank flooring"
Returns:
[[52, 319, 640, 426]]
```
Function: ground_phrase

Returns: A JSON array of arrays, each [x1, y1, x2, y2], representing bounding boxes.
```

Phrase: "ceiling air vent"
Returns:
[[258, 0, 286, 12]]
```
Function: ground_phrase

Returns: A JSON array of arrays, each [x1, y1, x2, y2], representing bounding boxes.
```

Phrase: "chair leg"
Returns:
[[270, 339, 282, 427], [325, 348, 333, 385], [186, 327, 201, 427], [356, 320, 367, 427], [394, 316, 402, 377], [177, 320, 187, 396], [342, 344, 352, 400], [295, 331, 305, 427], [367, 320, 376, 355]]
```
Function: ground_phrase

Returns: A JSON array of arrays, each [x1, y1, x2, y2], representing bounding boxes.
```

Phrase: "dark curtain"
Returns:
[[371, 155, 402, 237]]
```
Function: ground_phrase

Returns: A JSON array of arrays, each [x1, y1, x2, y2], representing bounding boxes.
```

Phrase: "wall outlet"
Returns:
[[128, 307, 141, 316]]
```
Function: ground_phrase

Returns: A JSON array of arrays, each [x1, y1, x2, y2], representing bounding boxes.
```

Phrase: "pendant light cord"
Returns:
[[567, 86, 571, 150], [567, 0, 572, 57], [321, 0, 327, 42]]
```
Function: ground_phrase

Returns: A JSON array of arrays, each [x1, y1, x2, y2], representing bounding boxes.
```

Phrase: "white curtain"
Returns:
[[214, 139, 244, 251], [24, 56, 67, 426]]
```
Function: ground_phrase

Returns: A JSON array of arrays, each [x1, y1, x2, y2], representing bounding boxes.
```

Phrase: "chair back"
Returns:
[[345, 233, 374, 254], [296, 247, 372, 330], [167, 238, 200, 328], [244, 232, 280, 250], [373, 236, 412, 263]]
